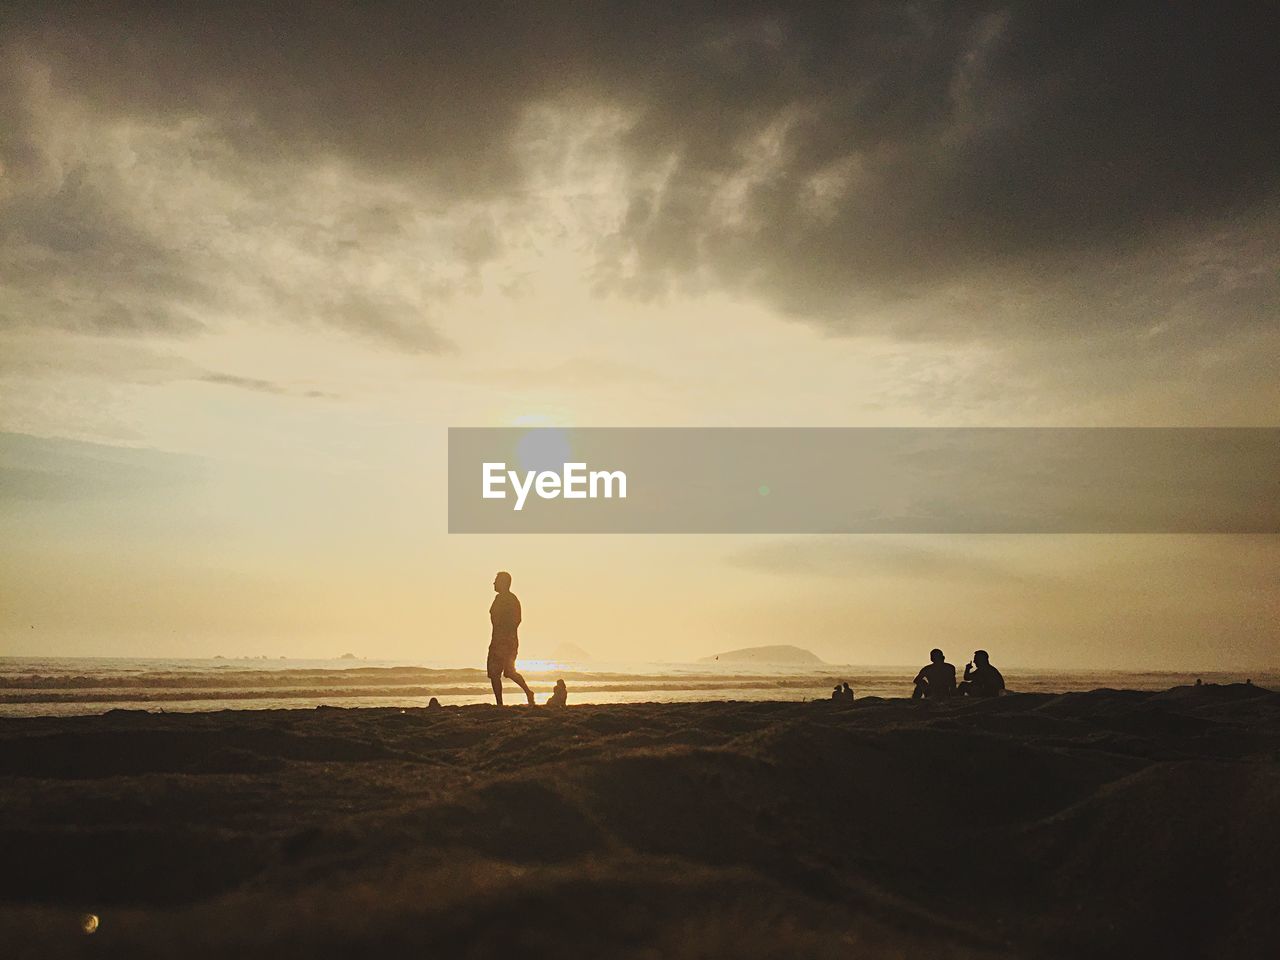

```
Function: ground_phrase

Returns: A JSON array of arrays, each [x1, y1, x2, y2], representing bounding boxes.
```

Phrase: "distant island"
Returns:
[[338, 653, 358, 660], [551, 642, 592, 661], [700, 644, 825, 666]]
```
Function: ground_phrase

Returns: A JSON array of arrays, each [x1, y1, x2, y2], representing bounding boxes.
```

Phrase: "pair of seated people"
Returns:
[[913, 649, 1004, 699], [830, 681, 854, 703]]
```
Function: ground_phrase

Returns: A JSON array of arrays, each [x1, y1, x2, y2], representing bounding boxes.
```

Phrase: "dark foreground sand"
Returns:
[[2, 685, 1278, 959]]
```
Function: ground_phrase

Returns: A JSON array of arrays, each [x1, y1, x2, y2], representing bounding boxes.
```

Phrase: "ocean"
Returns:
[[1, 656, 1273, 717]]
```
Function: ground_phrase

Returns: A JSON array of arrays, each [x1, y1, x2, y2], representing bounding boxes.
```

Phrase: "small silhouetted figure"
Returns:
[[831, 684, 843, 701], [488, 571, 535, 706], [841, 682, 854, 703], [427, 696, 442, 709], [547, 678, 568, 707], [912, 648, 956, 700], [957, 650, 1005, 697], [1195, 678, 1203, 686]]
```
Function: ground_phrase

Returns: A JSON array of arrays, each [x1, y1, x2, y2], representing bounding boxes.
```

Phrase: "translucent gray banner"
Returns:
[[448, 428, 1280, 533]]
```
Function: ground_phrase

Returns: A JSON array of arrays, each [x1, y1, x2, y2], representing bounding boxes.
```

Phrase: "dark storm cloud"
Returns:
[[587, 1, 1280, 331], [0, 164, 207, 337], [3, 0, 1278, 339]]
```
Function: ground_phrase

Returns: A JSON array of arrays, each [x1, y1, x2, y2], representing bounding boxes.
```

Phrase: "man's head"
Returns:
[[930, 648, 945, 664], [974, 649, 990, 666], [493, 571, 512, 592]]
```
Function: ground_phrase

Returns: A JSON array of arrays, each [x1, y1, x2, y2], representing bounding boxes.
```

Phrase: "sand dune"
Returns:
[[1, 685, 1277, 958]]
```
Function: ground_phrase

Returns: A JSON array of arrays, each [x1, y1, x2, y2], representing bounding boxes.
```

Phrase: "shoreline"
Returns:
[[2, 659, 1274, 718]]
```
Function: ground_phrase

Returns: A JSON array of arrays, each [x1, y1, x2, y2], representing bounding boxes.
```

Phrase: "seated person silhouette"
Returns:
[[841, 682, 854, 703], [957, 649, 1005, 697], [547, 678, 568, 707], [912, 648, 956, 700], [831, 684, 843, 701]]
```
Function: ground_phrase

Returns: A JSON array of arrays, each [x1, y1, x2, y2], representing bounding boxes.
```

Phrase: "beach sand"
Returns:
[[2, 684, 1278, 958]]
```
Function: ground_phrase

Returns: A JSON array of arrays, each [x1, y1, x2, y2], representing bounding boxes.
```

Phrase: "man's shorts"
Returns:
[[486, 643, 518, 680]]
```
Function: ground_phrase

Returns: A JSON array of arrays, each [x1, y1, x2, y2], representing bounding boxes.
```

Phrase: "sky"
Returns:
[[1, 2, 1277, 669]]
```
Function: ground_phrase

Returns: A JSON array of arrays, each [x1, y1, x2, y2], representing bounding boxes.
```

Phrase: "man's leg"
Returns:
[[487, 648, 504, 705], [505, 665, 536, 705]]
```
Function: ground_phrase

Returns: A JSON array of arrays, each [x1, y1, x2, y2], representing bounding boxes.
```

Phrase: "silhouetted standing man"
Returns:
[[488, 571, 535, 706], [912, 648, 956, 700]]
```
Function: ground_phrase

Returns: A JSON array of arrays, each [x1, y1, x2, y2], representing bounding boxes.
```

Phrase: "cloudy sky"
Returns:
[[2, 2, 1277, 668]]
